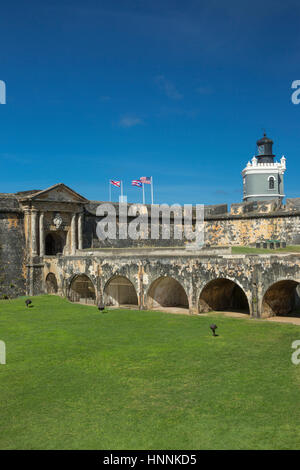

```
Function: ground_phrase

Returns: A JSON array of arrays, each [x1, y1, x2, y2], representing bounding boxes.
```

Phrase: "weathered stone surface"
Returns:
[[0, 183, 300, 317], [231, 199, 282, 215], [0, 211, 26, 298], [41, 250, 300, 318], [286, 198, 300, 211]]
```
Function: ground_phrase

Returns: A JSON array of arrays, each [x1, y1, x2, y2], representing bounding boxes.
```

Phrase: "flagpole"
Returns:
[[109, 180, 111, 202], [151, 177, 154, 204], [142, 183, 145, 205]]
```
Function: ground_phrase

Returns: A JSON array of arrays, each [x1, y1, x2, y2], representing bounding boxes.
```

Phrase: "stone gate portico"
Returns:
[[19, 183, 87, 258], [18, 184, 88, 295]]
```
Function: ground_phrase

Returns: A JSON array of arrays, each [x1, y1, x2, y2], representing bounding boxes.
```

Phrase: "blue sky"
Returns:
[[1, 0, 300, 205]]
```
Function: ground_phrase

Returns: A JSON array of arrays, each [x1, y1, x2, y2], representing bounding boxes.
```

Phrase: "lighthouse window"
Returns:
[[269, 177, 275, 189]]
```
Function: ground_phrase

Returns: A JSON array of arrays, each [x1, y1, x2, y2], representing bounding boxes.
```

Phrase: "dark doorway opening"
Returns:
[[262, 280, 300, 317], [199, 278, 250, 314], [45, 233, 65, 255], [147, 276, 189, 310], [69, 274, 96, 305], [46, 273, 58, 294], [104, 276, 138, 307]]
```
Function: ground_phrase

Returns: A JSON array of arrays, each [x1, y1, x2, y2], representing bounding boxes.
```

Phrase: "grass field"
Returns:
[[232, 245, 300, 254], [0, 295, 300, 450]]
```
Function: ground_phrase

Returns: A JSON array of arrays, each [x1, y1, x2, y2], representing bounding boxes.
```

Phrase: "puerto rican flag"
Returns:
[[110, 180, 121, 187], [132, 179, 142, 187], [140, 176, 151, 184]]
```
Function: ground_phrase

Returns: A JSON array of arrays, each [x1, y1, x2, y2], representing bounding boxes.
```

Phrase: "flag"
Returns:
[[140, 176, 151, 183], [110, 180, 121, 187], [140, 176, 151, 184], [132, 180, 142, 187]]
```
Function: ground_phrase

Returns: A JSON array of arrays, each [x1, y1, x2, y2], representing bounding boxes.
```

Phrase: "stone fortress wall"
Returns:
[[85, 197, 300, 248], [0, 194, 26, 299], [0, 185, 300, 319]]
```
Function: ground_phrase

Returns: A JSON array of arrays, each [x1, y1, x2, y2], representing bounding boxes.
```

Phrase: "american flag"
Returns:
[[110, 180, 121, 187], [140, 176, 151, 184], [132, 180, 142, 187]]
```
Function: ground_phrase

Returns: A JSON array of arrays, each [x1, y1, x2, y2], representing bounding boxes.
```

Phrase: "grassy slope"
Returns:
[[0, 295, 300, 450]]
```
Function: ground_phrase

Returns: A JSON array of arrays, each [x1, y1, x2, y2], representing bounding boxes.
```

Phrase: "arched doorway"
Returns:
[[46, 273, 58, 294], [199, 278, 250, 314], [45, 233, 65, 255], [104, 276, 138, 307], [69, 274, 96, 304], [147, 276, 189, 311], [262, 280, 300, 317]]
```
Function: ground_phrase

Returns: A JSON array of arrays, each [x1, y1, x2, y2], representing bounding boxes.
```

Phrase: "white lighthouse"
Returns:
[[242, 133, 286, 202]]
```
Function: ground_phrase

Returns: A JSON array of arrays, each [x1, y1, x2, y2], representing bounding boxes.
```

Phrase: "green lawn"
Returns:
[[0, 295, 300, 450], [232, 245, 300, 254]]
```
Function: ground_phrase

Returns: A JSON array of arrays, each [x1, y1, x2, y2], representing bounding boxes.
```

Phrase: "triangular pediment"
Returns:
[[21, 183, 88, 203]]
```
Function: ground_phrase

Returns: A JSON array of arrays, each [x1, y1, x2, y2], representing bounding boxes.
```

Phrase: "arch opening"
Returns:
[[69, 274, 96, 304], [104, 276, 138, 307], [147, 276, 189, 311], [45, 232, 66, 255], [46, 273, 58, 294], [269, 176, 275, 189], [199, 278, 250, 314], [262, 280, 300, 317]]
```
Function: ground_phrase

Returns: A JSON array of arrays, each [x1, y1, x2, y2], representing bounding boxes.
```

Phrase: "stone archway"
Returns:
[[199, 278, 250, 314], [46, 273, 58, 294], [262, 280, 300, 317], [147, 276, 189, 311], [69, 274, 96, 304], [104, 276, 138, 307], [45, 232, 66, 255]]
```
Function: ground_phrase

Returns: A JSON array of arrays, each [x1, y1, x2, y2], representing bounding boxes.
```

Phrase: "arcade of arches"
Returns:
[[50, 267, 300, 319]]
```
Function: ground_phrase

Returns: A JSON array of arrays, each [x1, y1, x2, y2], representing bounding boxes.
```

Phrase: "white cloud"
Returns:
[[154, 75, 183, 100], [119, 115, 144, 128]]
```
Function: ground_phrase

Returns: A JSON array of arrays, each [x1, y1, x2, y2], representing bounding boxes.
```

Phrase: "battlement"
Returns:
[[243, 155, 286, 173], [1, 190, 300, 218]]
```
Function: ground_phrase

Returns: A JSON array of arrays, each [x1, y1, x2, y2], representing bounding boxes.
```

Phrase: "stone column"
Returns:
[[71, 213, 77, 254], [78, 213, 83, 250], [39, 212, 45, 257], [23, 208, 31, 253], [31, 210, 38, 257], [138, 264, 144, 310]]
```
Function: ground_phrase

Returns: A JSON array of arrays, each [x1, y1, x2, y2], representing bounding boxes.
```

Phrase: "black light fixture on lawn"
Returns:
[[25, 299, 32, 308], [210, 324, 218, 336]]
